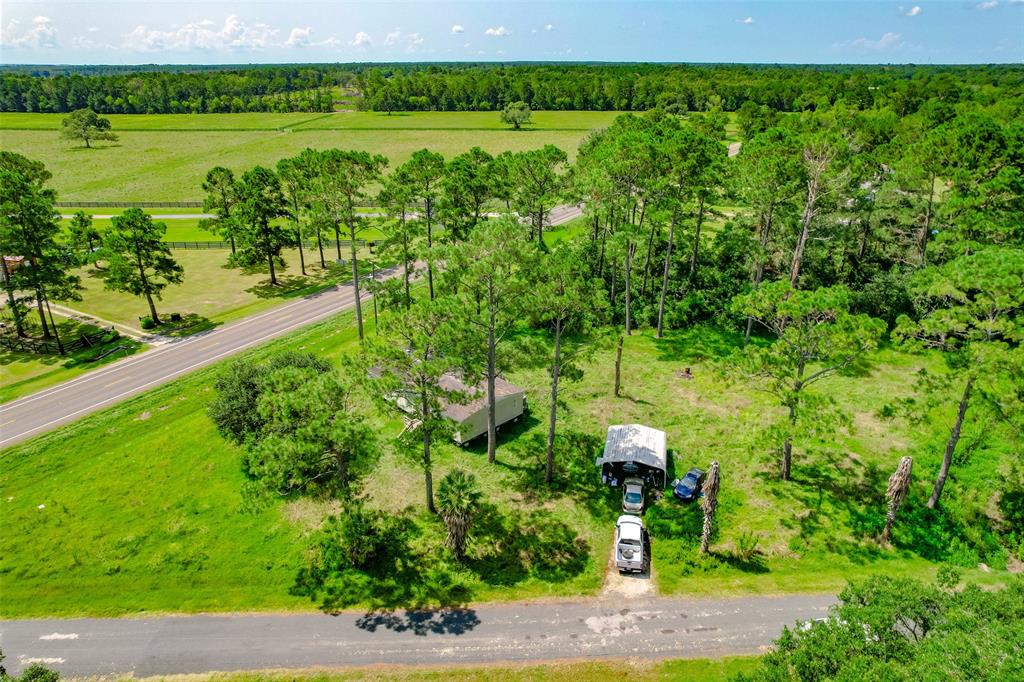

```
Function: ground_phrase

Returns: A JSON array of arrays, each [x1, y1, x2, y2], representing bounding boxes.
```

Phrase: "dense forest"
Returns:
[[2, 62, 1022, 115]]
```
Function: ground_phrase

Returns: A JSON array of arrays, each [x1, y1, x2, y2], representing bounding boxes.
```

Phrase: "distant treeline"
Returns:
[[2, 62, 1022, 115], [0, 65, 346, 114]]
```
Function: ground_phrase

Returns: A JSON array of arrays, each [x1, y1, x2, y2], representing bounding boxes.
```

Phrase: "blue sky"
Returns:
[[1, 1, 1021, 65]]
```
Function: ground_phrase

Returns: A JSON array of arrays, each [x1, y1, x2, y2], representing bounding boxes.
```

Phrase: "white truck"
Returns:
[[614, 514, 647, 573]]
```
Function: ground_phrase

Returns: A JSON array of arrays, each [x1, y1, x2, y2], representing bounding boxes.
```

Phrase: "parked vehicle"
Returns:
[[615, 514, 646, 573], [672, 467, 705, 501], [622, 477, 645, 514]]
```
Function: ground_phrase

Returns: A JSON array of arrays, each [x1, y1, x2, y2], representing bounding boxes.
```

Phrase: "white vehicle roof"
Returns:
[[616, 514, 644, 541]]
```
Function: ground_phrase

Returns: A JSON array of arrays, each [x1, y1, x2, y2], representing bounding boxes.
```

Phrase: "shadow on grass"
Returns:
[[466, 504, 591, 587], [502, 430, 623, 520], [653, 324, 751, 364], [460, 410, 543, 460], [155, 313, 219, 337]]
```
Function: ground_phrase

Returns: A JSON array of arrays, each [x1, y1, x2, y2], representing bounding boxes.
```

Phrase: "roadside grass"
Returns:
[[0, 319, 145, 403], [1, 111, 616, 202], [2, 304, 1013, 618], [0, 303, 608, 618], [57, 246, 377, 332], [126, 657, 759, 682]]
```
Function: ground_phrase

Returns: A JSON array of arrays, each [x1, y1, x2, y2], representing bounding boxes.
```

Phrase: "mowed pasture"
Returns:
[[0, 111, 621, 202]]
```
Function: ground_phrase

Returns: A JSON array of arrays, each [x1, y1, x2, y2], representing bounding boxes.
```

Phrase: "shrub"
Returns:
[[208, 351, 332, 444], [169, 312, 182, 322], [139, 316, 156, 330], [19, 664, 60, 682], [946, 537, 980, 568], [736, 530, 762, 561]]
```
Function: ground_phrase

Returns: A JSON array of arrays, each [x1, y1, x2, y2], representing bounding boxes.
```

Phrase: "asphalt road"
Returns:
[[0, 274, 385, 448], [1, 594, 834, 676], [0, 205, 583, 449]]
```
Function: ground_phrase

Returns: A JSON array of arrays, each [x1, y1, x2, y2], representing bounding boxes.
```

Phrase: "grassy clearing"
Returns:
[[0, 303, 607, 618], [126, 657, 759, 682], [56, 246, 377, 332], [0, 319, 145, 403], [2, 304, 1013, 618], [1, 111, 615, 202]]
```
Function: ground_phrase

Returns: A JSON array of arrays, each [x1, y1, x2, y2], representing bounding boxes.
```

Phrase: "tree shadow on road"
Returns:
[[354, 607, 481, 635]]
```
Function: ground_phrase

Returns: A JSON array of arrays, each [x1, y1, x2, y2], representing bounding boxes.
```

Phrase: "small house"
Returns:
[[382, 370, 527, 445], [596, 424, 668, 489], [440, 374, 527, 445]]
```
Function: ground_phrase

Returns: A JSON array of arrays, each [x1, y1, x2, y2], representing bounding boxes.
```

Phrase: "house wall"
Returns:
[[454, 392, 525, 444]]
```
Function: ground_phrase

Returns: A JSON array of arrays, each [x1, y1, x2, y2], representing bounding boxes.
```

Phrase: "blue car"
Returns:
[[673, 468, 705, 501]]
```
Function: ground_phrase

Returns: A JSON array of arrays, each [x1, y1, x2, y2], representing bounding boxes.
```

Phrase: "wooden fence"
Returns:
[[166, 239, 369, 250], [0, 327, 118, 356]]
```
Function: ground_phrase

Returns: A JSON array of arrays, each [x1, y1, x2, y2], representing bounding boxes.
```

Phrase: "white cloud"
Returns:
[[976, 0, 998, 8], [121, 15, 298, 51], [87, 26, 99, 32], [484, 26, 509, 37], [451, 24, 464, 34], [837, 31, 902, 50], [463, 42, 471, 48], [382, 29, 424, 51], [1, 16, 59, 49], [545, 24, 554, 31], [905, 6, 922, 17], [350, 31, 372, 47], [737, 17, 755, 24], [285, 27, 312, 47]]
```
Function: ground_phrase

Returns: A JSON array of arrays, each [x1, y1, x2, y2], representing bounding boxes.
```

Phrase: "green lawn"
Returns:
[[1, 111, 617, 202], [58, 246, 378, 332], [1, 307, 1013, 618], [0, 306, 607, 618]]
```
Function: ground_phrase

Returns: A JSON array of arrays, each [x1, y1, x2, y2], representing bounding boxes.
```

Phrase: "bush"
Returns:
[[19, 664, 59, 682], [169, 312, 182, 322], [208, 351, 332, 444], [946, 537, 980, 568], [139, 316, 156, 330]]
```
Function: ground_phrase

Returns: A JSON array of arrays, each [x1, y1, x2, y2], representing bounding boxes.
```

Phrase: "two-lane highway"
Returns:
[[0, 205, 584, 448], [0, 594, 834, 676], [0, 276, 380, 448]]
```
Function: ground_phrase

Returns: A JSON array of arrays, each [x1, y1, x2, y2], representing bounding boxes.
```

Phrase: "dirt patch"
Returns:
[[853, 411, 908, 451], [282, 498, 342, 532], [600, 531, 655, 599], [135, 411, 151, 421]]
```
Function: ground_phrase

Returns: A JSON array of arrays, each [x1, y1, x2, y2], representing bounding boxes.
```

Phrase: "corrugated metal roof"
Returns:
[[599, 424, 667, 472], [441, 373, 524, 423]]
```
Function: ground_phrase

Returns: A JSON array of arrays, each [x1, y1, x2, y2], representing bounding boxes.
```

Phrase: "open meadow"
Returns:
[[1, 111, 622, 203]]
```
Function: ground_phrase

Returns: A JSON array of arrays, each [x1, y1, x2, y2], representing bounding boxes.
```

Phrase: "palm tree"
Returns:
[[882, 456, 913, 544], [437, 469, 482, 561], [700, 461, 721, 554]]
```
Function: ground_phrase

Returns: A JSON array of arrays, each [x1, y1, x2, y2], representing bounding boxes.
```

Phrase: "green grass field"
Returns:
[[1, 111, 618, 202], [59, 246, 377, 332], [131, 657, 759, 682], [1, 299, 1012, 617]]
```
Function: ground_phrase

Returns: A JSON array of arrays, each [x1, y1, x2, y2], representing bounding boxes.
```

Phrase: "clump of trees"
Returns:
[[738, 574, 1024, 681]]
